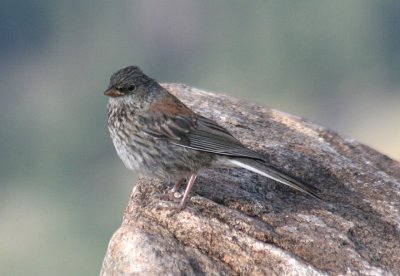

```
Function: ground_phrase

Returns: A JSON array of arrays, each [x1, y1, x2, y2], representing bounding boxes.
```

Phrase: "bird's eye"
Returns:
[[127, 85, 136, 92]]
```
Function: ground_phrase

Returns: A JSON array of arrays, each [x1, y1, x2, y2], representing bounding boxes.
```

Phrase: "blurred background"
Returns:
[[1, 1, 399, 275]]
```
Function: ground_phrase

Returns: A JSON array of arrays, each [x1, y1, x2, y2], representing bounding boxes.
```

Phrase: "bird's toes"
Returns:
[[160, 190, 182, 202]]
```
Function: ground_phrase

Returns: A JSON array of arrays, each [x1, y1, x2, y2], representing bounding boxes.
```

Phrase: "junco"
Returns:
[[104, 66, 321, 210]]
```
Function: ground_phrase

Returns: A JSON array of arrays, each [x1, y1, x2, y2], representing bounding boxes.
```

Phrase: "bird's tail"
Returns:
[[229, 158, 322, 200]]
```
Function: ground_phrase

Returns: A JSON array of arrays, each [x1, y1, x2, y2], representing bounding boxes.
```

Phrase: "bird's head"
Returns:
[[104, 66, 154, 98]]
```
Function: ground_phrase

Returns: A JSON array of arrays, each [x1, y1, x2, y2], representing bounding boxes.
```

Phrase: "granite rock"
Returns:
[[101, 84, 400, 275]]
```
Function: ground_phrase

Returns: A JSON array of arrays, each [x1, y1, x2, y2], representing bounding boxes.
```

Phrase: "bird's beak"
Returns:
[[104, 88, 124, 97]]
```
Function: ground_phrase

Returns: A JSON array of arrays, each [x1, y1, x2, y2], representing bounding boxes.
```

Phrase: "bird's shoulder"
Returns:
[[147, 91, 195, 117]]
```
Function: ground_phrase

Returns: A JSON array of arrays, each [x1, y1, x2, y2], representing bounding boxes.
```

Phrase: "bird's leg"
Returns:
[[165, 174, 198, 216], [178, 174, 197, 209], [162, 177, 186, 201]]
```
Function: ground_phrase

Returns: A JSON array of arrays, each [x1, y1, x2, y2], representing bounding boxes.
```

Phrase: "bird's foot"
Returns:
[[160, 190, 181, 202], [165, 203, 187, 217], [161, 177, 187, 202], [154, 199, 187, 216]]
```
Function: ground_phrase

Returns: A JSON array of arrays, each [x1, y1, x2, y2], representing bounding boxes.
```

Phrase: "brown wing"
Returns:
[[141, 112, 265, 161], [140, 91, 264, 160]]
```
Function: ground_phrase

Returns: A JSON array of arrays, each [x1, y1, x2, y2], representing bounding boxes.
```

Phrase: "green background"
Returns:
[[1, 1, 399, 275]]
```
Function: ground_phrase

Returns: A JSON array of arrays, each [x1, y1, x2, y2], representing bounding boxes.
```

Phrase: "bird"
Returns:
[[104, 65, 321, 210]]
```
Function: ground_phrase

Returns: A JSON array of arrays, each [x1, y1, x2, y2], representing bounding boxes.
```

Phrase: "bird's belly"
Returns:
[[111, 132, 215, 179], [112, 135, 145, 171]]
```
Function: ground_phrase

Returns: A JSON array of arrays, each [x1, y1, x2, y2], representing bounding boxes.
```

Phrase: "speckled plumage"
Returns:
[[106, 71, 216, 181], [105, 66, 321, 209], [107, 99, 216, 180]]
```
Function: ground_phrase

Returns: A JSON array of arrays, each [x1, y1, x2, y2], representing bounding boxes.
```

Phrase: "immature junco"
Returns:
[[104, 66, 321, 210]]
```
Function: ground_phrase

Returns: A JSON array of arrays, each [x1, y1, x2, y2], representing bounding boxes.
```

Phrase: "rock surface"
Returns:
[[101, 84, 400, 275]]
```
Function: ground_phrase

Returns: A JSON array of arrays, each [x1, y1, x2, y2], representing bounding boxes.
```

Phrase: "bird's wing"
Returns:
[[141, 114, 265, 160], [142, 112, 322, 199]]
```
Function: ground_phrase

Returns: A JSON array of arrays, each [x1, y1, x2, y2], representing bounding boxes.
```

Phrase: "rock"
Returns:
[[100, 84, 400, 275]]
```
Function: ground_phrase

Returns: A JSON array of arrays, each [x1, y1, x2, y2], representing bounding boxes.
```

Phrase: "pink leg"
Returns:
[[162, 177, 186, 201], [179, 174, 197, 209], [171, 177, 186, 193]]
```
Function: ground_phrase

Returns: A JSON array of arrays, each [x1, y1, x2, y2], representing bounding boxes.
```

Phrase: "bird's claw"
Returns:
[[161, 190, 181, 202], [166, 204, 186, 217]]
